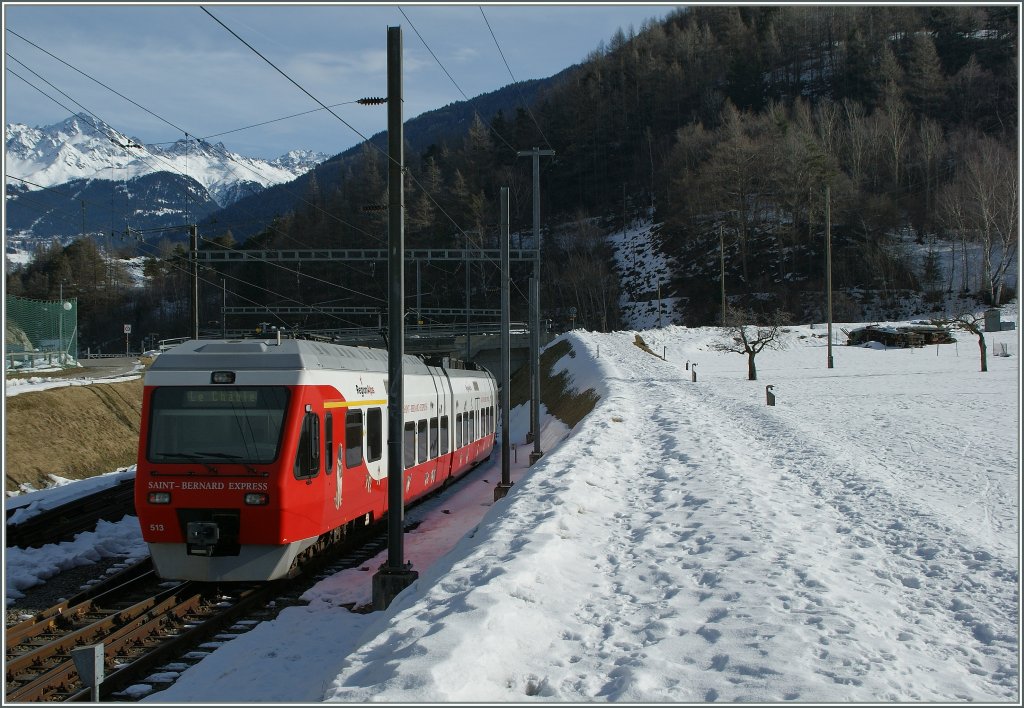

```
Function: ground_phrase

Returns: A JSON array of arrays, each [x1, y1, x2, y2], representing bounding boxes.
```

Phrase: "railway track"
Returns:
[[4, 523, 393, 701], [5, 478, 136, 549]]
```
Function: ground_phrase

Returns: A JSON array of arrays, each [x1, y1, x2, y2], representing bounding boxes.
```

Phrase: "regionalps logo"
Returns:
[[355, 384, 376, 395]]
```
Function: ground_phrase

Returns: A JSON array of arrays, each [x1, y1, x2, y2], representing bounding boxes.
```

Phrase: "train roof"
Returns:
[[149, 338, 432, 375]]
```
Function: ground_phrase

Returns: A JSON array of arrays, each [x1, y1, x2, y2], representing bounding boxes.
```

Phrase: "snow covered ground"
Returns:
[[3, 307, 1020, 703]]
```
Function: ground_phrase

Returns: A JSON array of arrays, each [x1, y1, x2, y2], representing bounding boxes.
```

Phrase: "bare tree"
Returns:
[[712, 305, 791, 380], [942, 311, 989, 372], [939, 132, 1019, 304]]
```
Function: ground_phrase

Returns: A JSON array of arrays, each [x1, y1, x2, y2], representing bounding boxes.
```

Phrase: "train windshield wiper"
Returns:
[[194, 451, 266, 476], [153, 451, 219, 473]]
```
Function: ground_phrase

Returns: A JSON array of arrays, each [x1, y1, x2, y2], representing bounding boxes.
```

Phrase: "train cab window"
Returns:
[[439, 415, 449, 455], [455, 413, 463, 449], [325, 412, 334, 473], [417, 419, 428, 462], [404, 421, 416, 469], [367, 408, 383, 463], [429, 417, 439, 459], [345, 409, 363, 468], [148, 386, 289, 464], [294, 411, 320, 479]]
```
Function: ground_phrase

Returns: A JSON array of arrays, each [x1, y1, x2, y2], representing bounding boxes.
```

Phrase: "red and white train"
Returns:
[[134, 338, 496, 582]]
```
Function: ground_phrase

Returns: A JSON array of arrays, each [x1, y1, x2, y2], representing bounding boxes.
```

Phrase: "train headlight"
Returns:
[[244, 493, 269, 506], [148, 491, 172, 504]]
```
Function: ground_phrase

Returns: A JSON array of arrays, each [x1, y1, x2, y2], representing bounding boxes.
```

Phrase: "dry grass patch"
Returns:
[[4, 378, 144, 493], [510, 338, 599, 429], [633, 334, 664, 359]]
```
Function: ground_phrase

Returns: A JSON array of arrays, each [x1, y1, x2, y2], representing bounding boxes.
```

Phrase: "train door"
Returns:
[[472, 397, 480, 460], [363, 405, 385, 491]]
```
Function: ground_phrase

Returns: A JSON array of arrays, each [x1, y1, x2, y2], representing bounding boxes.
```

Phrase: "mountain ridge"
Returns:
[[4, 113, 329, 247]]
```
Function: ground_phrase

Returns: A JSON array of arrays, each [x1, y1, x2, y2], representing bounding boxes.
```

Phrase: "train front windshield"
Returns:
[[147, 386, 290, 464]]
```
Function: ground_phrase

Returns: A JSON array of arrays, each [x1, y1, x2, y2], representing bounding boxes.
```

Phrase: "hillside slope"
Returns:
[[4, 378, 143, 493]]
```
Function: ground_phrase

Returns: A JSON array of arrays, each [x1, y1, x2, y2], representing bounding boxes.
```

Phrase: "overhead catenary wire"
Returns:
[[7, 33, 388, 251], [397, 5, 518, 156], [478, 6, 553, 151], [200, 6, 376, 148], [5, 62, 215, 212], [197, 235, 386, 305], [198, 102, 360, 142], [6, 27, 190, 137], [130, 235, 371, 331], [6, 43, 393, 305], [200, 6, 500, 262]]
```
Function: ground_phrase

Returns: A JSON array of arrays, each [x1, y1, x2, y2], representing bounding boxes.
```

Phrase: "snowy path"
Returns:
[[326, 328, 1018, 702]]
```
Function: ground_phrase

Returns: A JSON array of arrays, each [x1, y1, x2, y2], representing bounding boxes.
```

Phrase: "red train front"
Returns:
[[135, 338, 496, 581]]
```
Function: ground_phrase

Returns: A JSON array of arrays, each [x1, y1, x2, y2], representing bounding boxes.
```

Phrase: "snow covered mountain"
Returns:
[[6, 113, 328, 205], [5, 113, 329, 247]]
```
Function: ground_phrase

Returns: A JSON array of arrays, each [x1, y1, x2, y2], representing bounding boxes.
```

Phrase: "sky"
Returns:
[[2, 2, 680, 161], [4, 303, 1020, 703]]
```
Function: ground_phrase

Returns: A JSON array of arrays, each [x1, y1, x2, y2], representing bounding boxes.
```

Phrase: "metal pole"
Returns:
[[416, 259, 421, 326], [658, 277, 663, 328], [190, 225, 199, 340], [374, 25, 417, 610], [465, 240, 471, 360], [59, 282, 64, 365], [720, 225, 726, 323], [826, 186, 834, 369], [495, 187, 513, 501], [517, 148, 553, 453], [221, 279, 226, 338], [529, 275, 542, 465], [386, 25, 405, 570]]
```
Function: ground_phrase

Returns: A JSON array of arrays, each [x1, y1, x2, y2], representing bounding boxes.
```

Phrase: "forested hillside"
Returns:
[[7, 5, 1017, 350]]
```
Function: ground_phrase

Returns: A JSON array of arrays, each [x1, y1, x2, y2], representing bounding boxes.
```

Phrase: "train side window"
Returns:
[[294, 411, 320, 479], [367, 408, 383, 462], [325, 412, 334, 474], [404, 421, 416, 469], [470, 410, 476, 441], [462, 413, 469, 447], [455, 413, 462, 449], [429, 417, 439, 459], [417, 419, 428, 462], [439, 415, 449, 455], [345, 409, 364, 468]]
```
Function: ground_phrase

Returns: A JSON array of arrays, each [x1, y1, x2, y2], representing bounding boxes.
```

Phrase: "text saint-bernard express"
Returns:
[[148, 480, 269, 491]]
